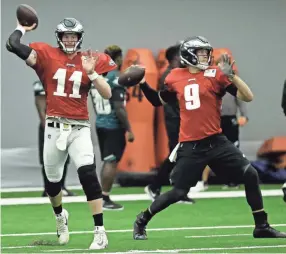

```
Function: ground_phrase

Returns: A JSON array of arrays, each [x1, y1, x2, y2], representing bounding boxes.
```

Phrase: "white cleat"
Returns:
[[89, 226, 108, 250], [189, 181, 208, 193], [56, 209, 69, 245]]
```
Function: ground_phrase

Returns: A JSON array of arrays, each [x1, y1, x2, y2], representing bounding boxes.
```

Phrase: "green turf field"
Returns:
[[1, 185, 286, 253], [0, 184, 281, 198]]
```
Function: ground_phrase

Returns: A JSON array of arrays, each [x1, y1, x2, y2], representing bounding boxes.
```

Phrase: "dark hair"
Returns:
[[104, 45, 122, 61], [165, 44, 180, 63]]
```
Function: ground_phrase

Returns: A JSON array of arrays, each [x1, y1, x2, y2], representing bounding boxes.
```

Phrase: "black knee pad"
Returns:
[[46, 180, 62, 197], [243, 164, 260, 188], [78, 164, 102, 201]]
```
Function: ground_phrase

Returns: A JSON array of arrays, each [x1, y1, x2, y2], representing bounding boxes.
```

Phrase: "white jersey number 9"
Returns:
[[184, 84, 201, 110]]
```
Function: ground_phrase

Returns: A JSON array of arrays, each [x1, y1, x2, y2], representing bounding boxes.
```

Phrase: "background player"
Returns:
[[133, 36, 286, 240], [144, 44, 194, 204], [90, 45, 134, 210], [6, 17, 117, 249], [33, 80, 75, 197], [221, 64, 249, 189]]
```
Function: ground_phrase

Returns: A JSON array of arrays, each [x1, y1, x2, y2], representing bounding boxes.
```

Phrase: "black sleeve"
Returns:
[[159, 89, 177, 104], [110, 87, 125, 102], [225, 84, 238, 97], [6, 30, 32, 60], [282, 80, 286, 116], [139, 81, 176, 106]]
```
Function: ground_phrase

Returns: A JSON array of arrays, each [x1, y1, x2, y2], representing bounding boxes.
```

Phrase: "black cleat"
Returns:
[[222, 183, 240, 190], [282, 186, 286, 202], [178, 195, 195, 204], [253, 224, 286, 238], [103, 200, 124, 211], [133, 212, 148, 240], [144, 185, 160, 200]]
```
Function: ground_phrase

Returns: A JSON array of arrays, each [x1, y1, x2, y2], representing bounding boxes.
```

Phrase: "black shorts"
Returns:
[[38, 124, 70, 166], [96, 127, 126, 162], [170, 134, 250, 190], [221, 115, 239, 147]]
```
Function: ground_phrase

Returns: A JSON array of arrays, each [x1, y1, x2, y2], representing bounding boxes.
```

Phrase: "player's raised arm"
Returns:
[[6, 20, 38, 67], [82, 49, 111, 99], [219, 54, 254, 102]]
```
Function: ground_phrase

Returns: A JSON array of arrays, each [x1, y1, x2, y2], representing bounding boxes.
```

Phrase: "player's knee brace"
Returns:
[[46, 180, 62, 197], [243, 164, 259, 189], [77, 164, 102, 201]]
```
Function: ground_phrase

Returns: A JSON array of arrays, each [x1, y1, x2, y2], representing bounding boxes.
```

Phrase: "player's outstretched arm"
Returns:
[[112, 88, 134, 142], [231, 75, 254, 102], [219, 54, 253, 102], [139, 78, 177, 107], [91, 76, 112, 99], [6, 22, 37, 66]]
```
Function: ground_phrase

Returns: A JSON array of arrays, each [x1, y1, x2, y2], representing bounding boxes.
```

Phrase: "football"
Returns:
[[16, 4, 38, 29], [118, 65, 145, 87]]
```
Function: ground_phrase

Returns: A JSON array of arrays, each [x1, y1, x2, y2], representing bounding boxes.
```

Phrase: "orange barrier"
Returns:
[[154, 49, 170, 166], [118, 49, 159, 173], [212, 48, 238, 73], [257, 136, 286, 168]]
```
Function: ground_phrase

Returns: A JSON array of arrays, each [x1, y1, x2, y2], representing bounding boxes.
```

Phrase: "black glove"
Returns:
[[218, 54, 235, 79]]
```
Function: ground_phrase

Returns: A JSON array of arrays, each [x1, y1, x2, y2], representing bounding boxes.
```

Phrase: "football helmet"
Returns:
[[55, 18, 84, 54], [180, 36, 213, 70]]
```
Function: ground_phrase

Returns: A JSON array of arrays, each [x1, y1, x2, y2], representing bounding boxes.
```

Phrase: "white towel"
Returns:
[[56, 123, 72, 151], [169, 143, 180, 162]]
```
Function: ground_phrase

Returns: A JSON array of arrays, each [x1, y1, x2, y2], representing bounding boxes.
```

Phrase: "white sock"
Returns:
[[95, 226, 105, 231]]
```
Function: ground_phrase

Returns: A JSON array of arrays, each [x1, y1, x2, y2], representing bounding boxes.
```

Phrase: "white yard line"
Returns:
[[1, 224, 286, 237], [4, 244, 285, 253], [0, 190, 283, 206], [185, 233, 251, 238], [41, 244, 286, 253], [0, 185, 83, 193], [1, 246, 36, 249]]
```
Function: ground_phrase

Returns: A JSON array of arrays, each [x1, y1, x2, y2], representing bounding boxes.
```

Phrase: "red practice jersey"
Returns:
[[165, 66, 232, 142], [29, 42, 117, 120]]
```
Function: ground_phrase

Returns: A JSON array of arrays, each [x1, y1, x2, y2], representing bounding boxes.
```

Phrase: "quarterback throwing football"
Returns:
[[6, 17, 117, 249], [134, 36, 286, 240]]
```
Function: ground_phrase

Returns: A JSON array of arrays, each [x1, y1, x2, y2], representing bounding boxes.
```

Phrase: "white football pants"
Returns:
[[43, 120, 94, 182]]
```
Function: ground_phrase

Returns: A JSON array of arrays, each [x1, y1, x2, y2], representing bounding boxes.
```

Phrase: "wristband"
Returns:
[[16, 25, 26, 36], [88, 71, 99, 81]]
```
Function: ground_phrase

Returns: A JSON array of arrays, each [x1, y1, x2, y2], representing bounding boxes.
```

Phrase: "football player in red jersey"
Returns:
[[6, 18, 117, 249], [133, 36, 286, 240]]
